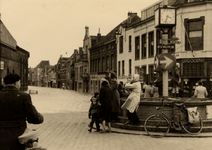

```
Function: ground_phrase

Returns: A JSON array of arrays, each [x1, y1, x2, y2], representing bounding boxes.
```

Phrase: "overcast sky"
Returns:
[[1, 0, 159, 68]]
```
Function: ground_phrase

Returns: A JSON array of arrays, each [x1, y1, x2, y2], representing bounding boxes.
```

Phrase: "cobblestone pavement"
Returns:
[[27, 86, 212, 150]]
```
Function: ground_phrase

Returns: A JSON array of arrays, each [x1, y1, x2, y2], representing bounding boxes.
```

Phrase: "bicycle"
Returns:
[[144, 97, 203, 138]]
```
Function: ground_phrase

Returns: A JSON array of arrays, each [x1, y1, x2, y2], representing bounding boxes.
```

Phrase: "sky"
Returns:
[[1, 0, 159, 68]]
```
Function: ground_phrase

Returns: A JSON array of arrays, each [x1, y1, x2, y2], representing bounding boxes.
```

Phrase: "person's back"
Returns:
[[0, 74, 43, 150], [144, 83, 154, 98], [194, 82, 208, 98]]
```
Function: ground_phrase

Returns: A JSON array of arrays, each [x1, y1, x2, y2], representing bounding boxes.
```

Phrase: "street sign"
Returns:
[[158, 53, 176, 70]]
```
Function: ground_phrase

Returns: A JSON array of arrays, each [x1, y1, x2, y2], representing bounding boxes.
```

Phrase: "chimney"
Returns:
[[127, 12, 137, 23], [85, 26, 89, 36], [97, 28, 101, 43]]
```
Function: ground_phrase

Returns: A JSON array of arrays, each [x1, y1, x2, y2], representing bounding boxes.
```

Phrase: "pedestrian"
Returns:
[[194, 82, 208, 98], [88, 92, 101, 132], [108, 71, 120, 123], [153, 83, 159, 98], [0, 73, 44, 150], [170, 63, 181, 97], [121, 74, 141, 126], [144, 82, 154, 98], [98, 79, 113, 133], [118, 81, 125, 98]]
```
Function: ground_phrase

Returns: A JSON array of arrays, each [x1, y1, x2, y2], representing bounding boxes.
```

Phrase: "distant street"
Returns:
[[27, 86, 212, 150]]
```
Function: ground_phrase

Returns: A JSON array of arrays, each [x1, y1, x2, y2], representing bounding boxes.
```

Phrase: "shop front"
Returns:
[[178, 58, 211, 98]]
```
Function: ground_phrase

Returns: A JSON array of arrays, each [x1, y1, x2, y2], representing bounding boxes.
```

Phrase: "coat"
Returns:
[[121, 81, 141, 113], [194, 85, 208, 98], [110, 79, 120, 113], [0, 85, 44, 150], [99, 84, 113, 122]]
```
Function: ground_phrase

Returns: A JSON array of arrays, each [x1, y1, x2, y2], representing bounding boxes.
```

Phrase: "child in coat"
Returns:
[[88, 92, 101, 132]]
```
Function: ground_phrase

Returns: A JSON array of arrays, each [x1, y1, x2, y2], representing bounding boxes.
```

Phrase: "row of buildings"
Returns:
[[28, 0, 212, 98]]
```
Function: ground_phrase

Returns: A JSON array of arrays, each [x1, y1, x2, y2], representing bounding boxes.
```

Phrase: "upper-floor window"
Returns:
[[118, 61, 121, 76], [129, 59, 132, 76], [135, 36, 140, 60], [119, 36, 123, 53], [148, 31, 154, 57], [129, 35, 132, 52], [122, 60, 125, 76], [111, 55, 114, 70], [142, 34, 147, 58], [184, 17, 204, 51], [106, 56, 109, 70]]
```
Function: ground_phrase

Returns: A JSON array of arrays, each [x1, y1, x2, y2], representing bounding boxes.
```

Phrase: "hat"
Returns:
[[4, 73, 20, 85]]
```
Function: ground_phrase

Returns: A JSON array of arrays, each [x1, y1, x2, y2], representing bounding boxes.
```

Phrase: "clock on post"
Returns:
[[155, 6, 176, 29]]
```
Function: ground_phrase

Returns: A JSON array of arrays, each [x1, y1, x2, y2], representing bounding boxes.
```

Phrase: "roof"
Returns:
[[92, 14, 140, 48], [36, 61, 50, 68]]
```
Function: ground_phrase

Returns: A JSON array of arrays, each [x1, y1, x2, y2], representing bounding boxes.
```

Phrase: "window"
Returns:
[[142, 66, 147, 83], [111, 55, 114, 70], [122, 61, 125, 76], [156, 30, 162, 55], [135, 36, 140, 60], [142, 34, 147, 58], [129, 36, 132, 52], [118, 61, 121, 76], [184, 17, 204, 51], [102, 57, 104, 71], [148, 31, 154, 57], [119, 36, 123, 53], [106, 56, 109, 70], [129, 59, 132, 75], [98, 58, 101, 72]]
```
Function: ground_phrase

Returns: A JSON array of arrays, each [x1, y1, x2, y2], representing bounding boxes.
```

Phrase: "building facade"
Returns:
[[0, 20, 29, 91]]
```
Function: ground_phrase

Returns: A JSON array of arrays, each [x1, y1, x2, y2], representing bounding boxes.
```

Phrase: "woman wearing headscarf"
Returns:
[[121, 74, 141, 125], [98, 79, 113, 133]]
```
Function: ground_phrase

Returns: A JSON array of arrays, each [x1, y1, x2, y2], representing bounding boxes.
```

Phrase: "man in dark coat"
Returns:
[[0, 74, 44, 150]]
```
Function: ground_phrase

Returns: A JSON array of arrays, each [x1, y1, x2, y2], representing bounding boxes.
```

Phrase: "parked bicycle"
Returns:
[[144, 97, 203, 138]]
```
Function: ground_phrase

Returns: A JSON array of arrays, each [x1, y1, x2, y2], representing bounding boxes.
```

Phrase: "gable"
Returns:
[[0, 20, 17, 48]]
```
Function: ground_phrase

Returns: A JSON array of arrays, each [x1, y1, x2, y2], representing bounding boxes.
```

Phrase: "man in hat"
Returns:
[[0, 73, 44, 150]]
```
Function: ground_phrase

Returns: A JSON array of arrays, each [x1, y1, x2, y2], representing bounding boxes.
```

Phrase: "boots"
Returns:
[[88, 126, 92, 132]]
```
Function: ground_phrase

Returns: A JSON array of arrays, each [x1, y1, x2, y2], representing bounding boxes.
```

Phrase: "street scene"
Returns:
[[27, 86, 212, 150], [2, 0, 212, 150]]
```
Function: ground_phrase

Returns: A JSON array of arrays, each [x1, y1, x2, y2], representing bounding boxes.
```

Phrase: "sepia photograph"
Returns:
[[1, 0, 212, 150]]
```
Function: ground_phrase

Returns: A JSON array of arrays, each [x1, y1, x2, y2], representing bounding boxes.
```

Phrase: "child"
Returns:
[[88, 92, 101, 132]]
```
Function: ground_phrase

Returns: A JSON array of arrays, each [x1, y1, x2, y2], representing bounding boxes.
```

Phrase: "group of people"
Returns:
[[88, 71, 120, 133]]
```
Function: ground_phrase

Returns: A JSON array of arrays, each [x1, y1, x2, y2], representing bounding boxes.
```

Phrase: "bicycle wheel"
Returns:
[[181, 116, 203, 134], [144, 114, 170, 138]]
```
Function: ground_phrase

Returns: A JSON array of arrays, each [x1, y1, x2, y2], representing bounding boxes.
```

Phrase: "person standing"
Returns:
[[0, 74, 44, 150], [121, 74, 141, 126], [194, 82, 208, 98], [88, 92, 101, 132], [109, 72, 120, 123], [98, 79, 113, 133], [118, 81, 125, 98], [170, 63, 181, 97], [144, 82, 154, 98]]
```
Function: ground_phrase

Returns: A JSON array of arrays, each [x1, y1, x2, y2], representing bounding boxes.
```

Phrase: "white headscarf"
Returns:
[[133, 74, 140, 82]]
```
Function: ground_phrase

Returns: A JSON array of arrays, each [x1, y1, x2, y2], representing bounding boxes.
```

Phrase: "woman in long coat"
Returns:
[[109, 72, 120, 122], [98, 79, 113, 133], [121, 74, 141, 125]]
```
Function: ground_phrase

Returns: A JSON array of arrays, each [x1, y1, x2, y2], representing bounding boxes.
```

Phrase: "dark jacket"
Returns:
[[0, 85, 44, 150], [88, 103, 100, 116]]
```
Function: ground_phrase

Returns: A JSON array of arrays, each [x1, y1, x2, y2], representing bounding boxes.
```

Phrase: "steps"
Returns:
[[111, 116, 212, 133]]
